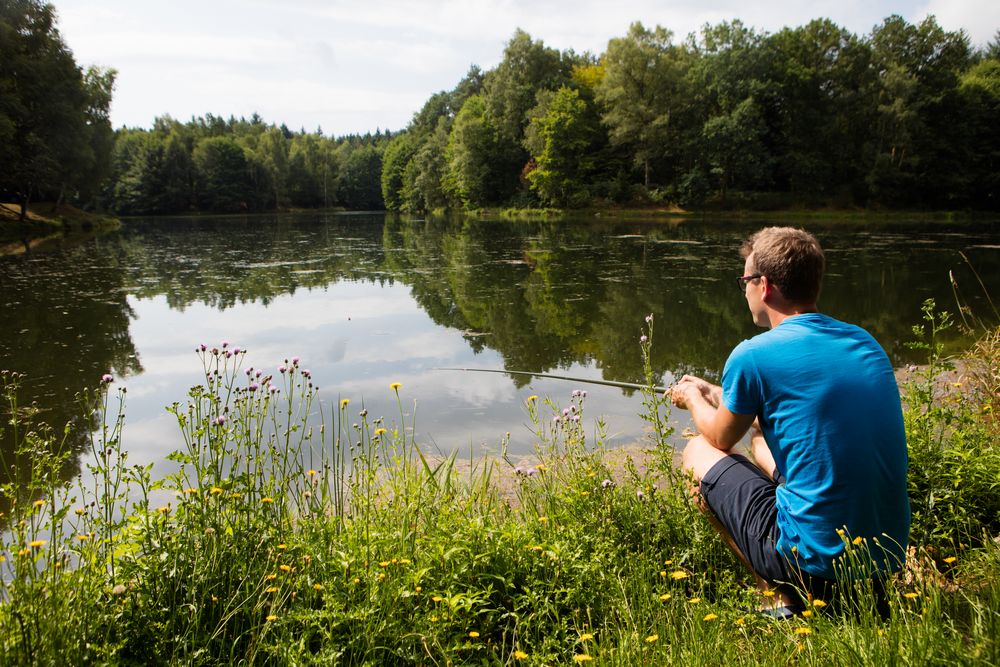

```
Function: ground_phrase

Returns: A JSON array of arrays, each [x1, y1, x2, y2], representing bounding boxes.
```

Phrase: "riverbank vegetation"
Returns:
[[1, 309, 997, 664]]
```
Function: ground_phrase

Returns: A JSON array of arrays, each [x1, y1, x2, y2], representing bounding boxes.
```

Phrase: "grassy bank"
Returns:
[[0, 310, 998, 665], [0, 202, 120, 246]]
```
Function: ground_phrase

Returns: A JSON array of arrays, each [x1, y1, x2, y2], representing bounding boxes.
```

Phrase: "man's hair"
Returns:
[[740, 227, 825, 304]]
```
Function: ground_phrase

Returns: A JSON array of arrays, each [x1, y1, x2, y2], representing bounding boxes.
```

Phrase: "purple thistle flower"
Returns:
[[514, 466, 525, 475], [292, 356, 300, 366], [640, 335, 648, 343], [245, 368, 252, 376], [570, 415, 580, 423], [221, 341, 229, 349], [302, 369, 311, 379], [562, 408, 570, 417], [199, 343, 207, 351], [278, 365, 287, 374], [249, 382, 259, 392], [255, 370, 262, 378], [269, 385, 279, 394], [101, 373, 114, 384], [601, 478, 613, 489], [526, 468, 538, 477], [645, 314, 653, 323], [224, 350, 233, 359], [233, 347, 242, 355], [214, 415, 226, 426], [570, 405, 577, 413], [571, 390, 581, 398], [552, 416, 561, 424], [581, 390, 587, 398], [636, 490, 645, 500]]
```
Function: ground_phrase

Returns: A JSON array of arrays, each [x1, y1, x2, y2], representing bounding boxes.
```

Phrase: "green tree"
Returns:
[[255, 127, 289, 209], [523, 86, 602, 206], [442, 95, 504, 208], [597, 22, 688, 188], [192, 136, 254, 212], [380, 132, 417, 211], [338, 144, 383, 210], [701, 97, 769, 200]]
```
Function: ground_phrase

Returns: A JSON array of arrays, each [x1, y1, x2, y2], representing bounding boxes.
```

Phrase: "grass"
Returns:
[[1, 313, 998, 665]]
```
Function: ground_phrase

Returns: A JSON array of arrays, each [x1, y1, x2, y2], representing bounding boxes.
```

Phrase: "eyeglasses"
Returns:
[[736, 274, 762, 292]]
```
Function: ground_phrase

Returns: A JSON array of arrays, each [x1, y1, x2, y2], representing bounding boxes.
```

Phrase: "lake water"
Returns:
[[2, 213, 999, 488]]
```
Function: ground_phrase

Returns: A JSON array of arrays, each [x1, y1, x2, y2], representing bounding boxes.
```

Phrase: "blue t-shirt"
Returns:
[[722, 313, 910, 580]]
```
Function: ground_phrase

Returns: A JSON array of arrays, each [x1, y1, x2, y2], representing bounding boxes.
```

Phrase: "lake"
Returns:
[[2, 213, 999, 490]]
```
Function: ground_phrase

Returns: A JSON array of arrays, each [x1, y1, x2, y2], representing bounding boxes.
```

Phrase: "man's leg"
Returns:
[[681, 435, 796, 609]]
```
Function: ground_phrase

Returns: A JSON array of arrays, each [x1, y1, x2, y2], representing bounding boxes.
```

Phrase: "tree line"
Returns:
[[2, 2, 999, 217], [383, 19, 1000, 212]]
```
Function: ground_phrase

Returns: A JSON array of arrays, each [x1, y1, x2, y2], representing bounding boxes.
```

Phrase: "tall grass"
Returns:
[[0, 314, 998, 665]]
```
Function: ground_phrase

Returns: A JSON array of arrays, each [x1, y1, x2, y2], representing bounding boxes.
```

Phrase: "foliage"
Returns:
[[2, 308, 1000, 663]]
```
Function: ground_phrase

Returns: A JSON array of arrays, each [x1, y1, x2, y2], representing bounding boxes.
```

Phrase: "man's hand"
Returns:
[[668, 374, 753, 452], [670, 375, 721, 410]]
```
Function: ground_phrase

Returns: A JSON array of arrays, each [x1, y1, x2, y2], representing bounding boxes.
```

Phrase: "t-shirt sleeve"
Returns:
[[722, 341, 760, 416]]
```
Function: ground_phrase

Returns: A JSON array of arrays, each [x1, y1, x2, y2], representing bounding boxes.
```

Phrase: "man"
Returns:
[[670, 227, 910, 615]]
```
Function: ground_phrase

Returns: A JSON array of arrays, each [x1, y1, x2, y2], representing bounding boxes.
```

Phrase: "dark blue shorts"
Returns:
[[700, 454, 792, 584]]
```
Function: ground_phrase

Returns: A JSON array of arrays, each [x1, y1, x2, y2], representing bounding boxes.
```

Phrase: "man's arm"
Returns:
[[671, 375, 755, 451]]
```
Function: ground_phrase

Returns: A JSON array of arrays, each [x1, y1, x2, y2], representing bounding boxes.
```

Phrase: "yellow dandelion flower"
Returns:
[[307, 469, 317, 476], [74, 508, 85, 515], [579, 633, 594, 641], [184, 488, 198, 494], [670, 570, 689, 580], [265, 574, 277, 581], [33, 499, 45, 508], [763, 590, 776, 597], [210, 486, 223, 495], [535, 464, 547, 471], [664, 559, 673, 565], [17, 548, 30, 557], [703, 613, 718, 621], [836, 528, 845, 536], [795, 627, 812, 635], [390, 382, 402, 390], [645, 634, 658, 643], [943, 556, 957, 564], [0, 556, 6, 563], [538, 516, 548, 523], [211, 595, 218, 602], [261, 497, 275, 504], [659, 571, 667, 577], [340, 398, 350, 407], [266, 615, 278, 622], [852, 536, 863, 546], [573, 655, 593, 663], [580, 491, 590, 497], [378, 573, 386, 581], [379, 560, 391, 568], [514, 649, 529, 660], [688, 597, 701, 604], [353, 577, 360, 584], [801, 610, 814, 618], [279, 564, 292, 572], [812, 599, 827, 608], [399, 558, 411, 565], [375, 428, 387, 436], [158, 506, 171, 514], [266, 586, 279, 593], [29, 540, 46, 548], [468, 631, 480, 638], [735, 618, 745, 626], [904, 592, 919, 599], [313, 583, 323, 591], [415, 586, 422, 592], [76, 534, 90, 542], [230, 492, 241, 499], [659, 593, 672, 601], [430, 615, 439, 622], [527, 395, 538, 402], [277, 544, 288, 550]]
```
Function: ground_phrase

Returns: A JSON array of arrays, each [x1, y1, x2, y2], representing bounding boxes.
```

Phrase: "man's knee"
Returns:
[[681, 435, 729, 482]]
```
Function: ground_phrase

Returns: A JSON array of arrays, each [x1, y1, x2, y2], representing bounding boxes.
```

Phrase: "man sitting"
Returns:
[[670, 226, 910, 615]]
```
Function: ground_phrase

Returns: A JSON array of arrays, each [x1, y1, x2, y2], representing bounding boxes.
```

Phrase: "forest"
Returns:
[[2, 1, 999, 216]]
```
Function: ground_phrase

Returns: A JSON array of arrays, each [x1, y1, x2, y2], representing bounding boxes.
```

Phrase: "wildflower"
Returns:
[[640, 335, 648, 343], [277, 544, 287, 550], [303, 369, 311, 379], [233, 347, 242, 355], [214, 415, 226, 426], [794, 627, 812, 635], [17, 548, 30, 557], [279, 565, 292, 572], [230, 492, 241, 499], [660, 571, 667, 577], [430, 616, 439, 622], [353, 578, 360, 584], [399, 558, 411, 565], [432, 596, 443, 602], [852, 536, 863, 546], [943, 556, 957, 564], [266, 586, 279, 593], [184, 488, 198, 494], [703, 613, 718, 621], [249, 382, 259, 391], [77, 535, 90, 542], [307, 469, 317, 476], [29, 540, 46, 548], [801, 610, 814, 618], [645, 634, 658, 643], [378, 572, 386, 581], [33, 499, 45, 508], [340, 398, 350, 407], [266, 615, 278, 622], [735, 618, 745, 626], [581, 390, 587, 397], [573, 655, 593, 663], [375, 428, 387, 437], [670, 570, 689, 580], [292, 356, 300, 365], [601, 479, 613, 489], [158, 506, 171, 514], [579, 633, 594, 641], [664, 560, 672, 565], [572, 390, 581, 397], [659, 593, 672, 601], [211, 595, 218, 602], [836, 528, 845, 537], [527, 395, 538, 402], [636, 490, 645, 499], [811, 599, 826, 608], [261, 497, 275, 504], [75, 507, 86, 515], [415, 586, 422, 592], [904, 592, 919, 599], [313, 584, 323, 591], [279, 365, 287, 374], [210, 486, 223, 495], [111, 584, 127, 596], [199, 343, 207, 351], [468, 631, 480, 638], [538, 516, 548, 524], [379, 561, 391, 568], [762, 590, 775, 597], [390, 382, 402, 391], [687, 597, 701, 604], [101, 373, 114, 384], [514, 650, 529, 660]]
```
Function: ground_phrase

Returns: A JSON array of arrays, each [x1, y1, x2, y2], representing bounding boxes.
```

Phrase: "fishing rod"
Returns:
[[434, 367, 670, 395]]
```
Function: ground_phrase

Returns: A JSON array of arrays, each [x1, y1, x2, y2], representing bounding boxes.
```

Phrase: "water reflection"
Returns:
[[1, 213, 998, 498]]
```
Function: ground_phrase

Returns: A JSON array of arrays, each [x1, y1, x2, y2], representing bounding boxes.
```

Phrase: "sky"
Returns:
[[55, 0, 999, 137]]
